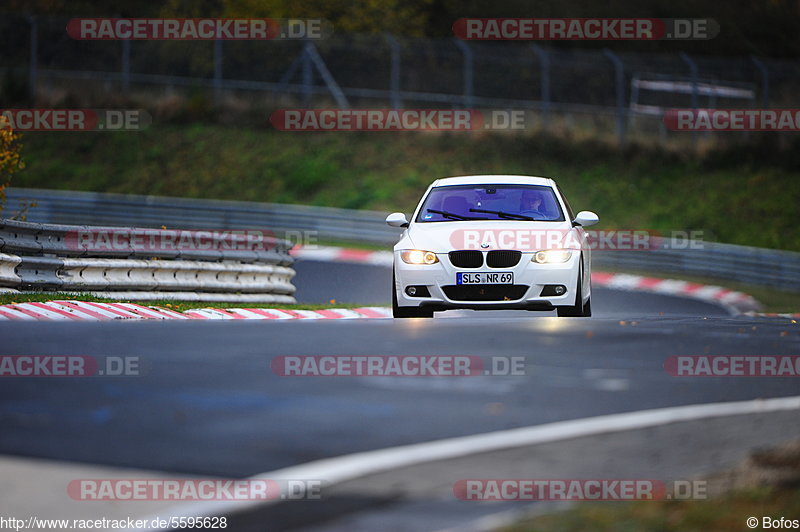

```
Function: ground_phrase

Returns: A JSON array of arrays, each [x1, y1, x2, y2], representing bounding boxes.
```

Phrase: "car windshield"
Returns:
[[415, 184, 565, 222]]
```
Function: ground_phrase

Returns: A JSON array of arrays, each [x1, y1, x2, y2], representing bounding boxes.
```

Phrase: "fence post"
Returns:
[[276, 51, 303, 99], [679, 52, 699, 143], [302, 41, 313, 108], [121, 39, 131, 96], [304, 42, 350, 108], [28, 15, 38, 104], [213, 38, 223, 106], [679, 52, 699, 109], [385, 33, 402, 109], [530, 44, 551, 128], [453, 39, 474, 108], [750, 55, 769, 108], [603, 48, 626, 146]]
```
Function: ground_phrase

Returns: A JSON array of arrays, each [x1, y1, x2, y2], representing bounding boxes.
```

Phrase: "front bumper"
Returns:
[[394, 251, 580, 310]]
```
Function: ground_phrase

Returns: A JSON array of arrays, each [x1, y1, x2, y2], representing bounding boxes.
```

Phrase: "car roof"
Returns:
[[430, 175, 556, 187]]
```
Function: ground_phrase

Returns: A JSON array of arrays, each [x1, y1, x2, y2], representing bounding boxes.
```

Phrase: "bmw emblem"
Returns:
[[480, 243, 490, 249]]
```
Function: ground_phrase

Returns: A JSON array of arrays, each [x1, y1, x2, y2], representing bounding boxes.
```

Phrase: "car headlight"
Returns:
[[400, 250, 439, 265], [532, 250, 573, 264]]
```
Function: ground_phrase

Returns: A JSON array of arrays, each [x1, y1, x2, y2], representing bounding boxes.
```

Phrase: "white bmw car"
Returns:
[[386, 175, 599, 318]]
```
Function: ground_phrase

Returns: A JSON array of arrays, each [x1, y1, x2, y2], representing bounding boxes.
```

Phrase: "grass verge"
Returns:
[[503, 441, 800, 532], [501, 485, 800, 532]]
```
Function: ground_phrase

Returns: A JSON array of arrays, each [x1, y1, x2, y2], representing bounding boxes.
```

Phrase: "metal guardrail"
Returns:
[[5, 187, 800, 292], [0, 216, 297, 302], [4, 188, 402, 246], [594, 245, 800, 292]]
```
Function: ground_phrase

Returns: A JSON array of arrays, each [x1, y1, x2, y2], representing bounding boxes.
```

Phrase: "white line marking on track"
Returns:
[[138, 395, 800, 529]]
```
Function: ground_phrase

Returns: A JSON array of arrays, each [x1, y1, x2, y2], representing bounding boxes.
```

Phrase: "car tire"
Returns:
[[557, 263, 592, 317], [392, 270, 433, 318], [582, 297, 592, 317]]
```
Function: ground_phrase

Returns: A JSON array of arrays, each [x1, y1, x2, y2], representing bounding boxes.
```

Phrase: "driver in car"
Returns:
[[519, 191, 547, 219]]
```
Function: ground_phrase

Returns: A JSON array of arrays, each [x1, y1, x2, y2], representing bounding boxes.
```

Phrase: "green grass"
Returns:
[[501, 485, 800, 532], [0, 292, 369, 313], [8, 124, 800, 252]]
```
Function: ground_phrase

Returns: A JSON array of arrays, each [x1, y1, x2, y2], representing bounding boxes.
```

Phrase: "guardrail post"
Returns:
[[385, 33, 402, 109], [750, 55, 769, 108], [603, 48, 626, 146], [530, 44, 551, 129], [453, 39, 474, 108], [213, 38, 223, 106], [121, 38, 131, 96], [28, 15, 38, 104]]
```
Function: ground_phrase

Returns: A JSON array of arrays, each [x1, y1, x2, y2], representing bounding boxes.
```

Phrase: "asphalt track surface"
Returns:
[[0, 260, 798, 479]]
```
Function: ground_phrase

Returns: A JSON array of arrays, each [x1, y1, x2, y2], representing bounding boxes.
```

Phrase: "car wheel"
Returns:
[[392, 270, 433, 318], [557, 263, 591, 317]]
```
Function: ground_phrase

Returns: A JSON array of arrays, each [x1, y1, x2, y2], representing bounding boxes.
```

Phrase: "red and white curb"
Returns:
[[292, 246, 762, 314], [590, 272, 761, 314], [0, 301, 392, 321]]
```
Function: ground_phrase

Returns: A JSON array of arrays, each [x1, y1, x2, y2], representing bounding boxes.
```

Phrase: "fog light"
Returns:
[[405, 285, 431, 297], [540, 285, 567, 297]]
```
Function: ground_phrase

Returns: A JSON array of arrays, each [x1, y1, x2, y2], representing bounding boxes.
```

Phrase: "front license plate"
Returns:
[[456, 272, 514, 285]]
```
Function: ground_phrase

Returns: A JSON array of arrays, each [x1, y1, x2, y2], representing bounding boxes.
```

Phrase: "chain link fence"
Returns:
[[2, 15, 800, 143]]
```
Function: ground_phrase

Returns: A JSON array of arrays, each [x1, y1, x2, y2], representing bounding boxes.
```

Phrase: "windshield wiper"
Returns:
[[469, 208, 537, 221], [426, 209, 482, 221]]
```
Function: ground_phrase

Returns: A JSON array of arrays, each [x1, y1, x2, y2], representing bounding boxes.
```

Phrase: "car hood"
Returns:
[[404, 220, 576, 253]]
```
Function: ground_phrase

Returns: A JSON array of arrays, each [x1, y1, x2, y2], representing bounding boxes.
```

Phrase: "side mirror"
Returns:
[[573, 211, 599, 227], [386, 212, 410, 228]]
